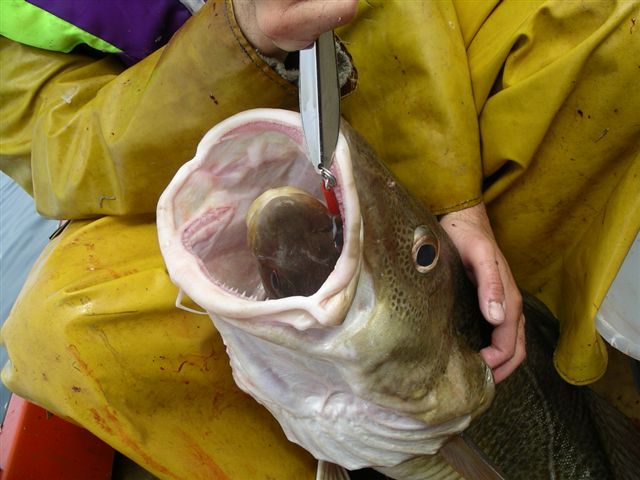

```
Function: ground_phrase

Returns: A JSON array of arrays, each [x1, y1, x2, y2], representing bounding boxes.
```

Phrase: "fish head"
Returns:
[[339, 120, 493, 423], [157, 109, 494, 470]]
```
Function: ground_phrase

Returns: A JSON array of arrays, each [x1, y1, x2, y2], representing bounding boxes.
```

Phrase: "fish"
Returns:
[[245, 186, 342, 298], [245, 186, 640, 480], [464, 294, 640, 480], [156, 108, 640, 479]]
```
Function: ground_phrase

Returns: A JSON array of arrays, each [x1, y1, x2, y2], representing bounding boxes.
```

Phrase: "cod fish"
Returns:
[[156, 109, 640, 479]]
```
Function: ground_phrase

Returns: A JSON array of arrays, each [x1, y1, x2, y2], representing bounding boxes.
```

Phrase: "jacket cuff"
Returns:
[[225, 0, 357, 97], [223, 0, 297, 95]]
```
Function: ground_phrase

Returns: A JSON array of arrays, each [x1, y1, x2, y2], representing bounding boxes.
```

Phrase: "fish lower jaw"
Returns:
[[400, 353, 494, 430], [473, 362, 496, 419]]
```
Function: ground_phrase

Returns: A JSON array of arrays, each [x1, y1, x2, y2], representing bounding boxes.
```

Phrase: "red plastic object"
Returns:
[[0, 394, 114, 480], [321, 181, 341, 217]]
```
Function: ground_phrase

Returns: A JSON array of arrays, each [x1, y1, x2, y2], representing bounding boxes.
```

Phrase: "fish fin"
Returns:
[[316, 460, 350, 480], [584, 389, 640, 480], [438, 434, 506, 480], [374, 454, 461, 480]]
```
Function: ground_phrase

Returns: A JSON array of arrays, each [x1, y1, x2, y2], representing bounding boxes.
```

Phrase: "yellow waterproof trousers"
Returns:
[[2, 217, 317, 478], [1, 1, 639, 478]]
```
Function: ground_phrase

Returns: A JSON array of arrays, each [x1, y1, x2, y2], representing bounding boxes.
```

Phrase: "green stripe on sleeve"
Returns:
[[0, 0, 122, 54]]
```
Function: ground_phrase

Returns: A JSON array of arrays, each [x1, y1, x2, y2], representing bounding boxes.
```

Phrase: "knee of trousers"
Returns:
[[0, 214, 316, 478]]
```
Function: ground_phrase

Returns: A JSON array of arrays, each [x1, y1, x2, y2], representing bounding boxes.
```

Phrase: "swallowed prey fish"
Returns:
[[246, 186, 342, 298], [156, 109, 640, 479]]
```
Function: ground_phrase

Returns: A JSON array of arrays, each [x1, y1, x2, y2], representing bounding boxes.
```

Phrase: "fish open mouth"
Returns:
[[157, 109, 362, 328]]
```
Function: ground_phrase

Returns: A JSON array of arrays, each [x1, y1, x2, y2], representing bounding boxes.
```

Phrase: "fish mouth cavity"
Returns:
[[157, 109, 362, 328]]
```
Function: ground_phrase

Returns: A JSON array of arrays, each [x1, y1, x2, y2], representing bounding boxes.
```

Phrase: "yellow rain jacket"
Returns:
[[1, 0, 638, 478]]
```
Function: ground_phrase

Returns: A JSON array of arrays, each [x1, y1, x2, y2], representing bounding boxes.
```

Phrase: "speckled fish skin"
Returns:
[[246, 119, 493, 422], [245, 123, 640, 480], [336, 121, 492, 422], [466, 293, 640, 480], [342, 119, 640, 479]]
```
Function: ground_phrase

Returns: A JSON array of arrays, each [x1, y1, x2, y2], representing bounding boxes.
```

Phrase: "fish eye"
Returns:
[[412, 226, 439, 273], [417, 243, 437, 266], [270, 270, 281, 292]]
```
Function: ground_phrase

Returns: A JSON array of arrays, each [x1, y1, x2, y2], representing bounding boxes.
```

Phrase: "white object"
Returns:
[[596, 231, 640, 360]]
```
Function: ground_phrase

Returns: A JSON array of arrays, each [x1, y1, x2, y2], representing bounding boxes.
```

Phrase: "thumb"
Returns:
[[475, 252, 506, 326]]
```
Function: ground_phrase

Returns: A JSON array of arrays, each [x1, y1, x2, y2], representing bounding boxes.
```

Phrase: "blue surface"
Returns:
[[1, 172, 58, 420]]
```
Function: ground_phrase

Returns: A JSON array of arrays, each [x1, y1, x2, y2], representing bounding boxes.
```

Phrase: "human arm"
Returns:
[[233, 0, 357, 60], [0, 0, 305, 219]]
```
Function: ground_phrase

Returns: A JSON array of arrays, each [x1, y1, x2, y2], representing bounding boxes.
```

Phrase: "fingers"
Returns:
[[256, 0, 358, 51], [481, 313, 526, 383], [471, 242, 506, 327], [475, 247, 524, 383], [234, 0, 358, 57]]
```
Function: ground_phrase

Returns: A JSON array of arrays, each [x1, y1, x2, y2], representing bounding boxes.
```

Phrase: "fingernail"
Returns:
[[488, 300, 505, 324]]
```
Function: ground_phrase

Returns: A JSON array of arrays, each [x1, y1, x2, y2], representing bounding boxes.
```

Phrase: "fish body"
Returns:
[[465, 294, 640, 480], [156, 109, 640, 479]]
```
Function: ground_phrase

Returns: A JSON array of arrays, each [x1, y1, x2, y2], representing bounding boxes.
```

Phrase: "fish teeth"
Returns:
[[214, 279, 261, 301]]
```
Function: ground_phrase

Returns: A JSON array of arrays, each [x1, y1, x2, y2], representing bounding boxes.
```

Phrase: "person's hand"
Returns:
[[440, 203, 525, 383], [233, 0, 358, 60]]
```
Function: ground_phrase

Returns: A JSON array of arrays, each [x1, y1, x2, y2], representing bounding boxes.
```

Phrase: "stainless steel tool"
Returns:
[[298, 31, 341, 188]]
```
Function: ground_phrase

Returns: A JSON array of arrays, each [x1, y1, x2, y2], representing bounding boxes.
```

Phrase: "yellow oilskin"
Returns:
[[339, 0, 640, 383], [1, 216, 317, 479], [458, 0, 640, 384], [1, 0, 639, 477], [0, 0, 298, 219], [337, 0, 484, 216]]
